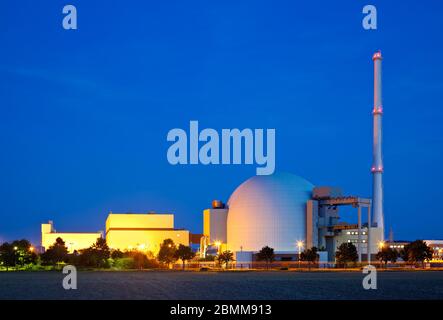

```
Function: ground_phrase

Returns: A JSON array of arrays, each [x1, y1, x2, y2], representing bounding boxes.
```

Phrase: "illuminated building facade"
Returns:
[[201, 200, 228, 255], [105, 212, 190, 253], [424, 240, 443, 261], [41, 221, 102, 253], [41, 213, 190, 254], [202, 173, 384, 263]]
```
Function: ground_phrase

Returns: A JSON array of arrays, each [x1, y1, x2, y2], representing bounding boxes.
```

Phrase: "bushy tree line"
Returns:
[[336, 240, 434, 268], [2, 237, 435, 271], [400, 240, 433, 267], [0, 237, 196, 270], [157, 239, 196, 269], [0, 239, 37, 270]]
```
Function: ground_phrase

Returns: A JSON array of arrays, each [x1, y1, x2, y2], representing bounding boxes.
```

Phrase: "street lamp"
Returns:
[[297, 241, 303, 268]]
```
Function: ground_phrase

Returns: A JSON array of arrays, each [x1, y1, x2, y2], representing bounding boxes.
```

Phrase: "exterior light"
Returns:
[[297, 241, 303, 269], [13, 246, 18, 251], [29, 246, 34, 252], [378, 241, 385, 249]]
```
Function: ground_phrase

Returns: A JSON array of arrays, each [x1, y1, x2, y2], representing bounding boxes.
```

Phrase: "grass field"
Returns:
[[0, 270, 442, 300]]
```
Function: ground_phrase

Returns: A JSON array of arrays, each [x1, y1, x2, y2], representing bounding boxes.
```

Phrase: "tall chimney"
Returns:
[[371, 51, 384, 238]]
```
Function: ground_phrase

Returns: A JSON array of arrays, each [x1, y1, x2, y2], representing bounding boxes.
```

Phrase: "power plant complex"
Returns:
[[38, 52, 443, 263]]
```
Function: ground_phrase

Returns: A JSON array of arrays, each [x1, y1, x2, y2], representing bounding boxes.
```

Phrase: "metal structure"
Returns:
[[371, 51, 384, 237], [318, 197, 372, 263]]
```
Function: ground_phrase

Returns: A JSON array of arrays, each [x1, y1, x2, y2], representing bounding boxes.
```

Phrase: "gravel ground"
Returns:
[[0, 270, 442, 300]]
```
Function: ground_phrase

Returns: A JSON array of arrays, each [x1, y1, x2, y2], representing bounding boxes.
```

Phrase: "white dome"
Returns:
[[227, 172, 314, 252]]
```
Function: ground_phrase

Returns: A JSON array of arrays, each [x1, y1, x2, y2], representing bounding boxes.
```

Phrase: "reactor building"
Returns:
[[202, 173, 383, 263], [39, 51, 388, 264], [201, 52, 386, 263]]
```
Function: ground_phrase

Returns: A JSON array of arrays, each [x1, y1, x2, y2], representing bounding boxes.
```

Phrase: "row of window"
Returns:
[[345, 231, 367, 235], [347, 239, 366, 243]]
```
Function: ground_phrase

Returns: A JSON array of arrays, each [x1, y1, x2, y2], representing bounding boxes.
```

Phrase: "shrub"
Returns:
[[112, 257, 135, 269]]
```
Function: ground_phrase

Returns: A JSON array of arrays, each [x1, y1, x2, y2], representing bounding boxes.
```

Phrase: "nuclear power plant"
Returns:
[[200, 51, 386, 263], [41, 51, 442, 263]]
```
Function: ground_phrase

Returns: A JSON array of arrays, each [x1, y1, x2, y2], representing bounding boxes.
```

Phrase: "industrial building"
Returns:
[[201, 173, 383, 263], [39, 51, 442, 264], [41, 221, 102, 253], [41, 212, 191, 254], [200, 52, 386, 263], [105, 212, 190, 253]]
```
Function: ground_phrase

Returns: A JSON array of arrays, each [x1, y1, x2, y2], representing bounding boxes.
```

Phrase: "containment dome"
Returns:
[[227, 172, 314, 252]]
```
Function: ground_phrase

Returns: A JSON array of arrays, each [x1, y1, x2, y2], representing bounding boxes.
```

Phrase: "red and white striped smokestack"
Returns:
[[371, 51, 384, 238]]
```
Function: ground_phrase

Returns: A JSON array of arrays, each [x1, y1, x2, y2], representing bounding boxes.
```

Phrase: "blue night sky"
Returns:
[[1, 1, 442, 244]]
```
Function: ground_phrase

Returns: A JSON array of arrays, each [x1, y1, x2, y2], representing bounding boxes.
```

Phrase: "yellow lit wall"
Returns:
[[106, 229, 189, 253], [41, 222, 102, 253], [105, 213, 190, 253], [203, 208, 228, 244], [106, 213, 174, 230]]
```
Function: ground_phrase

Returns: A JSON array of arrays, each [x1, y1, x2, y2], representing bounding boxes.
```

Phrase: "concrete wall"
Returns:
[[106, 229, 189, 253], [334, 227, 383, 260], [306, 200, 318, 249], [41, 229, 102, 253], [203, 208, 228, 244], [106, 213, 174, 231]]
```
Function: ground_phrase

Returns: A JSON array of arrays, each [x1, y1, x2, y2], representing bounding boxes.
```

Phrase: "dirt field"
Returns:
[[0, 270, 442, 300]]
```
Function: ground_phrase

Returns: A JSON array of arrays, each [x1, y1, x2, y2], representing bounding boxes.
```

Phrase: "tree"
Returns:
[[376, 247, 398, 267], [335, 243, 358, 267], [111, 249, 124, 259], [14, 239, 37, 267], [174, 244, 196, 270], [399, 245, 411, 264], [0, 243, 16, 271], [79, 237, 110, 268], [157, 239, 177, 268], [0, 239, 37, 270], [256, 246, 275, 269], [129, 251, 149, 269], [217, 250, 235, 269], [91, 237, 110, 267], [300, 247, 320, 269], [400, 240, 433, 267], [41, 237, 69, 266]]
